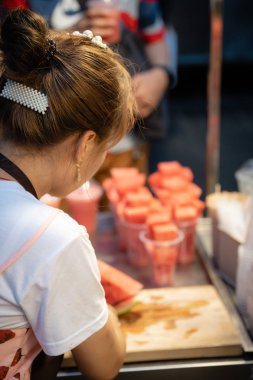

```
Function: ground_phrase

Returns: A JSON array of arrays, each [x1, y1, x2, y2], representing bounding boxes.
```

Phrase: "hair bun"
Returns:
[[0, 8, 49, 76]]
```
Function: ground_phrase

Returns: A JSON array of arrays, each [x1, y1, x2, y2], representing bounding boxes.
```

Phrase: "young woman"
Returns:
[[0, 8, 135, 380]]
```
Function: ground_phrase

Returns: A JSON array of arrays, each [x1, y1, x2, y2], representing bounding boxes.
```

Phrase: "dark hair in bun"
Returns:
[[0, 8, 135, 149], [0, 8, 49, 78]]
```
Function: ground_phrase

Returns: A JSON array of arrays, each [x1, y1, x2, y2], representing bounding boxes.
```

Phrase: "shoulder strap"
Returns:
[[0, 209, 60, 274], [0, 153, 37, 198]]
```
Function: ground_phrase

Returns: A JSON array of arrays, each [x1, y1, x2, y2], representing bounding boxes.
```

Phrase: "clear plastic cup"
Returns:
[[87, 0, 121, 43], [66, 180, 103, 235], [176, 220, 197, 264], [122, 220, 148, 268], [139, 230, 184, 287]]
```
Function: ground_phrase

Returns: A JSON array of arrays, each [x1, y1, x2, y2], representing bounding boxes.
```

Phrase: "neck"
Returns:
[[0, 148, 53, 198], [0, 137, 78, 199]]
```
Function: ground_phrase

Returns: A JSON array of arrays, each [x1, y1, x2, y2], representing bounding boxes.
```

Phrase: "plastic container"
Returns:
[[87, 0, 120, 43], [176, 220, 197, 264], [139, 230, 184, 287], [235, 159, 253, 196], [122, 220, 148, 268], [246, 262, 253, 335], [66, 180, 103, 235], [216, 229, 239, 287]]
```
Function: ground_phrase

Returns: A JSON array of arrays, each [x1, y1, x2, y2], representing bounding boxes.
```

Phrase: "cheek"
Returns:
[[93, 150, 108, 171]]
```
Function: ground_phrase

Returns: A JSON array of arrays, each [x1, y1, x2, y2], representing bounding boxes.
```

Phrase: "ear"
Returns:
[[74, 130, 97, 163]]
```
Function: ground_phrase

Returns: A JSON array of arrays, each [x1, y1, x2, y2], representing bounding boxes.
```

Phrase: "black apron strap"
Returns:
[[0, 153, 38, 198]]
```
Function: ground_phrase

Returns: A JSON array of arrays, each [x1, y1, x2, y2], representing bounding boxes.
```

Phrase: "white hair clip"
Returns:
[[0, 79, 48, 114], [72, 30, 107, 49]]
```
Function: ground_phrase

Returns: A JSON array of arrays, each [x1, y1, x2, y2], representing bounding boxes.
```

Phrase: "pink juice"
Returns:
[[139, 230, 184, 287], [150, 246, 177, 287], [66, 180, 103, 235], [176, 220, 197, 264], [122, 220, 148, 268]]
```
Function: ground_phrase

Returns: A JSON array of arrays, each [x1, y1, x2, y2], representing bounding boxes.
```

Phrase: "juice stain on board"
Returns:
[[119, 299, 208, 334]]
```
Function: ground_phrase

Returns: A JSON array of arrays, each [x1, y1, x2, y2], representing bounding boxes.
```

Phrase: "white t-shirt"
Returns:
[[0, 181, 108, 356]]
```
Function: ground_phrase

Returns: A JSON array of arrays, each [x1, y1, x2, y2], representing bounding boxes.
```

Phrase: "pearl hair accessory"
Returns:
[[72, 30, 107, 49], [0, 79, 48, 114]]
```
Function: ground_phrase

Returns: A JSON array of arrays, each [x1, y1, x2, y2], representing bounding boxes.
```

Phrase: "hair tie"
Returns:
[[45, 38, 56, 61]]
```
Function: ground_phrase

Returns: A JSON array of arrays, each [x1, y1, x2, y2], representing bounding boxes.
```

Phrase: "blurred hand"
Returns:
[[132, 68, 170, 118], [85, 5, 119, 41]]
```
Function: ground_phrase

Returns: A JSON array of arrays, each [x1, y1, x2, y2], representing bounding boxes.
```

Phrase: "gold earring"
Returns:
[[75, 162, 81, 183]]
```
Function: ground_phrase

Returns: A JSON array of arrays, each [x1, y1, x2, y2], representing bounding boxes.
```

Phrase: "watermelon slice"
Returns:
[[171, 192, 193, 207], [151, 223, 178, 241], [115, 296, 141, 316], [146, 213, 172, 238], [148, 172, 161, 190], [110, 167, 139, 179], [123, 206, 148, 224], [157, 161, 182, 176], [180, 167, 194, 182], [97, 259, 143, 305], [186, 182, 202, 199], [174, 206, 198, 222], [160, 176, 187, 193], [156, 188, 171, 204], [124, 190, 152, 207], [190, 199, 206, 216], [114, 173, 146, 195], [148, 198, 163, 213]]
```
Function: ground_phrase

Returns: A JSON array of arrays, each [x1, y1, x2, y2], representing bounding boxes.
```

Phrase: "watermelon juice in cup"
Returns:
[[139, 226, 184, 287], [174, 206, 198, 264], [122, 220, 148, 268], [66, 180, 103, 236]]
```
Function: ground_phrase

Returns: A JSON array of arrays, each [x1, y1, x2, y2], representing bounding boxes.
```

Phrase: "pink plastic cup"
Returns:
[[122, 220, 148, 268], [87, 0, 121, 43], [109, 203, 127, 252], [139, 230, 184, 287], [66, 180, 103, 235], [176, 220, 197, 264]]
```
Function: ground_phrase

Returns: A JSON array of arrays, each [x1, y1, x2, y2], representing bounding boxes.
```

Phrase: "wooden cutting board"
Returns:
[[119, 285, 242, 362], [63, 285, 242, 366]]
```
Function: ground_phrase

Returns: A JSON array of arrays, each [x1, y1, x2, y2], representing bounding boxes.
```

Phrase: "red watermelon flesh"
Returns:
[[190, 199, 206, 216], [148, 172, 161, 190], [97, 260, 143, 305], [123, 206, 149, 224], [158, 161, 182, 176], [186, 182, 202, 198], [174, 206, 198, 222], [148, 198, 163, 213], [114, 173, 146, 195], [180, 167, 194, 182], [124, 191, 152, 207], [110, 167, 139, 179], [160, 177, 187, 193], [151, 223, 178, 241], [146, 213, 172, 237]]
